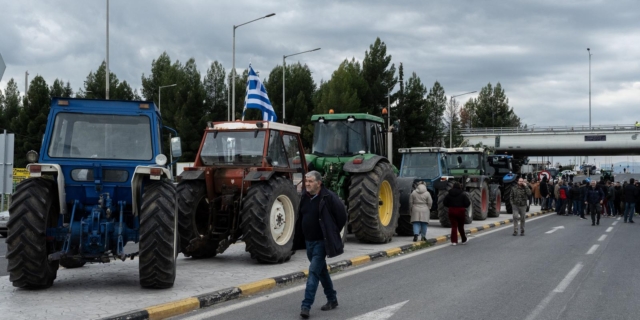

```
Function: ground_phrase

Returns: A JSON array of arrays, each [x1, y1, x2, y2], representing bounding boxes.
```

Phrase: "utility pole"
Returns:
[[106, 0, 110, 100], [24, 71, 29, 97], [587, 48, 591, 129]]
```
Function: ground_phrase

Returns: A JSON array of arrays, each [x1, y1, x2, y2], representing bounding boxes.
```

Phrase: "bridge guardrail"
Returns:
[[462, 124, 640, 135]]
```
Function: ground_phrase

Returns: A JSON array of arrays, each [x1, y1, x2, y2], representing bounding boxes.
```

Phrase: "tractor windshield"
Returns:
[[312, 121, 366, 156], [48, 112, 153, 160], [399, 153, 440, 179], [446, 153, 481, 170], [200, 130, 266, 165]]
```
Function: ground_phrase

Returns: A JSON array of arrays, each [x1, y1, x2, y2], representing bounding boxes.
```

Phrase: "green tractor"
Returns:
[[436, 147, 492, 227], [305, 113, 399, 243]]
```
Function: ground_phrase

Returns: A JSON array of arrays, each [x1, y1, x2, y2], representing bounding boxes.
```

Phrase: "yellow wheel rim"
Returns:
[[378, 180, 393, 226]]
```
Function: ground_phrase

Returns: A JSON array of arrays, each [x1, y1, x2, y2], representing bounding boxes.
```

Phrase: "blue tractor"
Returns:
[[486, 154, 528, 214], [6, 98, 181, 289], [396, 147, 449, 235]]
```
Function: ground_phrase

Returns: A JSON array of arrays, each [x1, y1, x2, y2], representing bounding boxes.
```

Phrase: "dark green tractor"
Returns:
[[305, 113, 399, 243]]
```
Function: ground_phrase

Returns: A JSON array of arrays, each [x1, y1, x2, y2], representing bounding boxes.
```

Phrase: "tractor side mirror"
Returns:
[[171, 137, 182, 158]]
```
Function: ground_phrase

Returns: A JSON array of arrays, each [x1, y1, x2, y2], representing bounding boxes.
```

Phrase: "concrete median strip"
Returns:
[[103, 209, 552, 320]]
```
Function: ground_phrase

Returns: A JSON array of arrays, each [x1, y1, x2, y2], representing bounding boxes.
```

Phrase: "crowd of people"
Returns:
[[528, 176, 640, 224]]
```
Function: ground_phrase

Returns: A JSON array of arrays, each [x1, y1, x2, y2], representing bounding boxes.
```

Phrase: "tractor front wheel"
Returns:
[[139, 180, 177, 289], [488, 188, 502, 217], [177, 181, 218, 259], [6, 178, 60, 289], [504, 183, 514, 214], [241, 176, 298, 264], [471, 185, 489, 221], [348, 162, 400, 243], [396, 215, 413, 236]]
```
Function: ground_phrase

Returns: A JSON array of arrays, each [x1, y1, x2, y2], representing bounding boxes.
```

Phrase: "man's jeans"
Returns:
[[302, 240, 337, 310], [573, 200, 581, 215], [513, 205, 527, 233], [624, 202, 636, 222], [608, 201, 617, 216], [412, 222, 428, 237]]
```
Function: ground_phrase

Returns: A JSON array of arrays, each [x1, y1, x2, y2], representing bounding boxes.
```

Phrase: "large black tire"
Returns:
[[60, 257, 86, 269], [240, 176, 299, 263], [396, 215, 413, 236], [488, 188, 502, 218], [471, 184, 489, 221], [437, 181, 455, 228], [139, 180, 177, 289], [6, 178, 60, 289], [503, 183, 514, 214], [348, 162, 400, 243], [177, 181, 218, 259]]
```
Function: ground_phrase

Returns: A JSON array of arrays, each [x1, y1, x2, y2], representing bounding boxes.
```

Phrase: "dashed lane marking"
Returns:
[[606, 227, 613, 232], [586, 244, 599, 255], [612, 221, 618, 226], [598, 235, 607, 242]]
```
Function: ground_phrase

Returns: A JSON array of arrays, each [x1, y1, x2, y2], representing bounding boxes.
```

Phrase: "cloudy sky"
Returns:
[[1, 0, 639, 165]]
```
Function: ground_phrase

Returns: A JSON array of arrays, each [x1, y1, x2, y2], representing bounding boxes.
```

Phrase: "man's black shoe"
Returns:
[[300, 308, 310, 319], [321, 300, 339, 311], [630, 220, 635, 223]]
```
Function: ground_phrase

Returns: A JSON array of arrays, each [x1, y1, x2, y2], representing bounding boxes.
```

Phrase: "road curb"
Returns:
[[102, 209, 552, 320]]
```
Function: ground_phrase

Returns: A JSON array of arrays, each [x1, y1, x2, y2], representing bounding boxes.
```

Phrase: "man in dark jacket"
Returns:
[[578, 180, 588, 219], [570, 183, 581, 215], [584, 180, 604, 226], [294, 171, 347, 318], [511, 178, 531, 236], [540, 177, 550, 210], [623, 178, 638, 223]]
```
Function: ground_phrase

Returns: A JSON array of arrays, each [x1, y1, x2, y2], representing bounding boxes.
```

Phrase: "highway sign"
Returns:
[[537, 170, 551, 182]]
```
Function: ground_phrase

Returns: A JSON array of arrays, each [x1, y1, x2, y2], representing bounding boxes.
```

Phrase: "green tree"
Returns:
[[425, 81, 447, 146], [13, 76, 50, 167], [0, 89, 5, 130], [398, 72, 429, 152], [3, 79, 21, 133], [81, 61, 137, 100], [361, 37, 397, 116], [203, 61, 228, 122], [50, 79, 73, 98], [444, 98, 464, 147], [173, 58, 207, 162], [470, 82, 520, 128], [314, 58, 366, 114]]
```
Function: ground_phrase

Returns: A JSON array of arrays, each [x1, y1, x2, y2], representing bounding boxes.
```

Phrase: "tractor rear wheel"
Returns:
[[504, 183, 514, 214], [6, 178, 60, 289], [396, 215, 413, 236], [437, 181, 455, 228], [241, 176, 298, 264], [177, 181, 218, 259], [348, 162, 400, 243], [488, 188, 502, 217], [471, 184, 489, 221], [139, 180, 177, 289]]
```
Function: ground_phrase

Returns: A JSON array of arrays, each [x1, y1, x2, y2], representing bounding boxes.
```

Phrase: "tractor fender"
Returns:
[[243, 170, 275, 181], [397, 177, 417, 216], [343, 155, 388, 173], [179, 169, 206, 181], [26, 163, 67, 215], [503, 173, 517, 184], [131, 166, 172, 216]]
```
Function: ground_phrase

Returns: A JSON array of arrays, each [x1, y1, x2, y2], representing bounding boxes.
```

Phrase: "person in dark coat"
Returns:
[[584, 180, 604, 226], [578, 180, 588, 219], [622, 178, 638, 223], [614, 182, 623, 217], [443, 182, 471, 245], [570, 183, 581, 215], [294, 171, 347, 318], [540, 177, 550, 210]]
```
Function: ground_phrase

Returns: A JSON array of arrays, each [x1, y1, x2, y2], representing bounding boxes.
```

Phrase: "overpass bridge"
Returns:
[[461, 124, 640, 156]]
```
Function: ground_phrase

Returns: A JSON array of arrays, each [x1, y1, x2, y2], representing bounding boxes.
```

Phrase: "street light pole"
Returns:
[[587, 48, 592, 129], [283, 47, 320, 124], [232, 13, 276, 122], [106, 0, 109, 100], [387, 81, 399, 159], [449, 91, 477, 147]]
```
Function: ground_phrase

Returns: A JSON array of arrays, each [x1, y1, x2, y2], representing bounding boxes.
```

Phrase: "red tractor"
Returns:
[[177, 121, 307, 263]]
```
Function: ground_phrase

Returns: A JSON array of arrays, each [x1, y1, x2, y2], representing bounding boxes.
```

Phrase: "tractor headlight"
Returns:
[[26, 150, 38, 164], [155, 154, 168, 166]]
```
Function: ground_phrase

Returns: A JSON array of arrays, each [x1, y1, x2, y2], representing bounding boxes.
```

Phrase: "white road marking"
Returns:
[[525, 263, 584, 320], [612, 221, 618, 226], [347, 301, 409, 320], [184, 214, 554, 319], [0, 255, 4, 258], [586, 244, 599, 255], [545, 226, 565, 234], [617, 217, 621, 221], [606, 227, 613, 232], [598, 235, 607, 242]]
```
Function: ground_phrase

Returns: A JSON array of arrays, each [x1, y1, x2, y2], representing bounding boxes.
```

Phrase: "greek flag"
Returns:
[[243, 64, 277, 122]]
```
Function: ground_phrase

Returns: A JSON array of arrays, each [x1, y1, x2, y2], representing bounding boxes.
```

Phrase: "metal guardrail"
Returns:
[[462, 124, 640, 135]]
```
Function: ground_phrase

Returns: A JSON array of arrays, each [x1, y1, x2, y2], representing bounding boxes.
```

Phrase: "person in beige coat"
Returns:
[[410, 182, 433, 242]]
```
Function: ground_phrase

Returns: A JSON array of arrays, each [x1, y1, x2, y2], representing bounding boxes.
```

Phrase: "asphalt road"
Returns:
[[174, 213, 640, 320]]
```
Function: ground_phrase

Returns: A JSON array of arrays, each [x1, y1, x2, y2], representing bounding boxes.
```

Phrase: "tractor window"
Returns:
[[446, 153, 481, 169], [200, 130, 265, 165], [399, 153, 439, 179], [312, 121, 367, 156], [48, 113, 152, 160], [369, 124, 379, 155], [282, 134, 302, 169], [267, 131, 288, 167]]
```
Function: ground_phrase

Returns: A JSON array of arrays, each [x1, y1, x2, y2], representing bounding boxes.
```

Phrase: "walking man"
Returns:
[[608, 181, 617, 217], [511, 178, 531, 236], [623, 178, 638, 223], [585, 180, 604, 226], [294, 171, 347, 319]]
